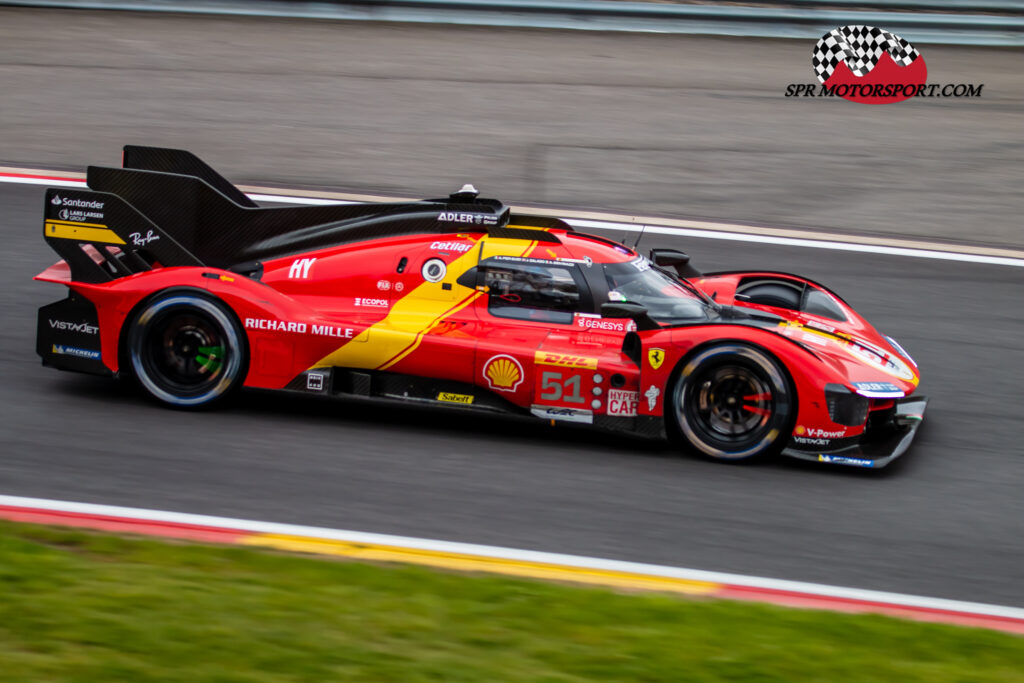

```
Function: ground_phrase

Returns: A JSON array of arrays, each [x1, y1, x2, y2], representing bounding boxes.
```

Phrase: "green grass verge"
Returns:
[[0, 520, 1020, 682]]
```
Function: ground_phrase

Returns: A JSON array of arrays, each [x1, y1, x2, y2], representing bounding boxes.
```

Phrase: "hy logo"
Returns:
[[289, 257, 316, 279], [813, 25, 926, 104]]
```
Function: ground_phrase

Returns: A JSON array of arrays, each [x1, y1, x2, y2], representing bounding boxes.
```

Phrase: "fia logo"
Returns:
[[289, 257, 316, 279]]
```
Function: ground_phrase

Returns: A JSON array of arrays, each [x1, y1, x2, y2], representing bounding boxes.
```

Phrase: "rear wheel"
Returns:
[[127, 292, 247, 408], [670, 343, 793, 461]]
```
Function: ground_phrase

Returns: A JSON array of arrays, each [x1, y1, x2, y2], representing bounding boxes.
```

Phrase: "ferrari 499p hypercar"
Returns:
[[36, 147, 927, 468]]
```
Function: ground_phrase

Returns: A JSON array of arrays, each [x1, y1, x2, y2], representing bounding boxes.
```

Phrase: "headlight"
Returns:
[[846, 340, 915, 381]]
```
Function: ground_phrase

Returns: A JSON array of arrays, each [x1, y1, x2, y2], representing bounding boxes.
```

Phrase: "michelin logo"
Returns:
[[819, 454, 874, 468], [52, 344, 101, 360], [644, 384, 660, 411]]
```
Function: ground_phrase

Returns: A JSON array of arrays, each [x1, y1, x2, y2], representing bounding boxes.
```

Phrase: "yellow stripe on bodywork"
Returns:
[[312, 237, 539, 370], [378, 291, 482, 370], [241, 533, 721, 595], [45, 220, 126, 245]]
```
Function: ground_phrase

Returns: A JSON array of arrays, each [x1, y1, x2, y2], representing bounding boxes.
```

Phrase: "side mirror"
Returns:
[[650, 248, 701, 279], [456, 266, 480, 290], [650, 248, 689, 267], [600, 302, 659, 331]]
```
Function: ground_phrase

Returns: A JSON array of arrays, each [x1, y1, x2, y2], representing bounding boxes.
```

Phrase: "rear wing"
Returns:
[[121, 145, 259, 209], [42, 145, 567, 283], [44, 187, 202, 284]]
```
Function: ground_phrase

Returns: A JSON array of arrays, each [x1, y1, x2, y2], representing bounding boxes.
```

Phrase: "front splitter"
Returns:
[[783, 396, 929, 468]]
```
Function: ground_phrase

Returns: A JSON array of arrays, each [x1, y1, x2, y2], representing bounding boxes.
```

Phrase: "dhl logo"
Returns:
[[534, 351, 599, 370]]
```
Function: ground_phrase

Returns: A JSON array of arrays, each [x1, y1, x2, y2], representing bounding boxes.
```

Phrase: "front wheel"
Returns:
[[127, 292, 247, 408], [669, 343, 793, 461]]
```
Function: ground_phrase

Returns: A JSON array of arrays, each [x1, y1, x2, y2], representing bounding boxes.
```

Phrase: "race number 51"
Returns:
[[538, 370, 586, 405]]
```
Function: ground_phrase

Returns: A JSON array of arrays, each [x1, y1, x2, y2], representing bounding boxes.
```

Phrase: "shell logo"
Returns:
[[795, 425, 806, 435], [483, 354, 523, 393]]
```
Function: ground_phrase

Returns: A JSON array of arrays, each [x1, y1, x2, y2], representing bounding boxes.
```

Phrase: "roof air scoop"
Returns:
[[450, 184, 479, 201]]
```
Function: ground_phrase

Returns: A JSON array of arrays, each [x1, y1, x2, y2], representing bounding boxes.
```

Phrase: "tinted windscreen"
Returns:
[[604, 259, 710, 323]]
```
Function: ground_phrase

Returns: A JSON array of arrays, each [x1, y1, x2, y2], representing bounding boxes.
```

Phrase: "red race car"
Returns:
[[36, 147, 926, 468]]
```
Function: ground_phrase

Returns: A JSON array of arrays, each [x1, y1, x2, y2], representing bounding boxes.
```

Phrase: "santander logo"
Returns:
[[813, 25, 926, 104]]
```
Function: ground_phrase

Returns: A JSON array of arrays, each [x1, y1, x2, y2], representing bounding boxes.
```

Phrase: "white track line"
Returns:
[[2, 175, 86, 188], [4, 171, 1024, 267], [2, 494, 1022, 621], [570, 219, 1024, 268], [246, 193, 350, 205]]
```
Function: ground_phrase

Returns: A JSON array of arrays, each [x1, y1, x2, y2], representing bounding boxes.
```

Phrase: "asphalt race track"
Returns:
[[3, 180, 1023, 609], [1, 7, 1023, 610]]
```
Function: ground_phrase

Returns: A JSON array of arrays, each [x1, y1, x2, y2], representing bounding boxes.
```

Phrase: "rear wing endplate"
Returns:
[[44, 188, 201, 284]]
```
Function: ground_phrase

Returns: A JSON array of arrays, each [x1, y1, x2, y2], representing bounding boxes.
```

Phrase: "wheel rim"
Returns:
[[694, 364, 773, 439], [130, 294, 244, 407], [673, 344, 791, 460], [144, 312, 227, 395]]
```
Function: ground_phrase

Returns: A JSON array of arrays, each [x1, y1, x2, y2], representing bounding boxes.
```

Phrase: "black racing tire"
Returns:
[[126, 291, 247, 408], [669, 343, 794, 462]]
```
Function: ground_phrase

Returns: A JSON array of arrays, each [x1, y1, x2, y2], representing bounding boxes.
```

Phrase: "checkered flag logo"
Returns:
[[812, 25, 921, 84]]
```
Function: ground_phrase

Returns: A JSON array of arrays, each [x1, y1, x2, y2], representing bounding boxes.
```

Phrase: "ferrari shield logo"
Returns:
[[647, 348, 665, 370]]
